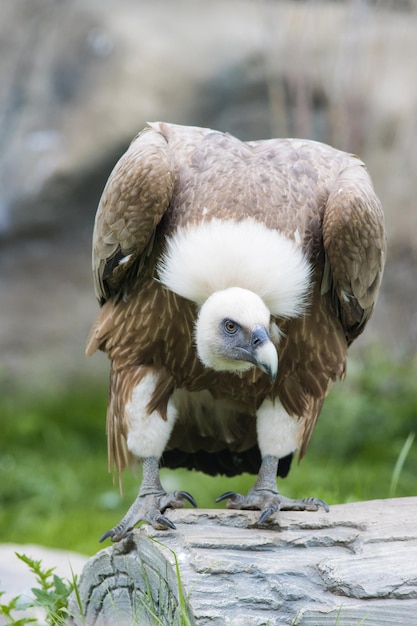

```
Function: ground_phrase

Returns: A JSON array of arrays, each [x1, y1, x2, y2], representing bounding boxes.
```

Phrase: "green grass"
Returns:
[[0, 552, 78, 625], [1, 351, 416, 555], [0, 544, 195, 626]]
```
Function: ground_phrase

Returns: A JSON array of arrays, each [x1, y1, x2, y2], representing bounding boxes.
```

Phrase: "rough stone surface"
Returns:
[[68, 498, 417, 625]]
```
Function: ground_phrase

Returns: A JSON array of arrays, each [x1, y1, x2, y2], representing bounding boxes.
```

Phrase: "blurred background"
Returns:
[[1, 0, 416, 556]]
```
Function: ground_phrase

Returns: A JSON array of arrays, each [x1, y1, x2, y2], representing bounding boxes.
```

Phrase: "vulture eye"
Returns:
[[223, 320, 238, 334]]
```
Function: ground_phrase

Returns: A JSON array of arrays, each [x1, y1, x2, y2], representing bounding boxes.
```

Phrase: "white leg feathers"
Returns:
[[256, 398, 301, 459], [217, 398, 328, 521], [125, 372, 177, 460]]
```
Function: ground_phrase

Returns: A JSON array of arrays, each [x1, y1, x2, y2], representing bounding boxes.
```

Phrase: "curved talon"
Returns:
[[258, 505, 279, 524], [215, 491, 238, 503], [153, 514, 176, 530], [176, 490, 198, 508], [99, 529, 114, 543], [99, 520, 131, 543], [159, 490, 198, 513], [99, 525, 130, 543], [315, 498, 329, 512]]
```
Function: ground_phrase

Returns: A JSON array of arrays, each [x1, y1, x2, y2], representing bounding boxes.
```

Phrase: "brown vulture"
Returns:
[[86, 122, 386, 542]]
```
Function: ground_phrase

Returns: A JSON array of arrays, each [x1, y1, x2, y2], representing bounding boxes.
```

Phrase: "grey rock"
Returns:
[[68, 498, 417, 625]]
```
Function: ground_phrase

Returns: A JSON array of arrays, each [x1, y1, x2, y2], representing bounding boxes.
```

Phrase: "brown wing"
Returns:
[[91, 124, 175, 305], [86, 125, 175, 475], [279, 156, 386, 457], [322, 160, 386, 343]]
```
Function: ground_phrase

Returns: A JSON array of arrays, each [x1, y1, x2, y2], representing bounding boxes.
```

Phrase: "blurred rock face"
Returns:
[[1, 0, 416, 387]]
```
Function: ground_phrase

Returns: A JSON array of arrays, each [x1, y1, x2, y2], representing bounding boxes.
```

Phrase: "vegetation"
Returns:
[[0, 552, 78, 625], [1, 351, 416, 556], [0, 547, 193, 626]]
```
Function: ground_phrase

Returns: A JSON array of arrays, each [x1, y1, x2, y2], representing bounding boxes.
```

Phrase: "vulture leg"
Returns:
[[216, 455, 328, 523], [100, 457, 197, 542]]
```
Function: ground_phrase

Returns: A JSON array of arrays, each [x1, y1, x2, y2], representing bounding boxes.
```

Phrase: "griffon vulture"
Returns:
[[86, 122, 386, 542]]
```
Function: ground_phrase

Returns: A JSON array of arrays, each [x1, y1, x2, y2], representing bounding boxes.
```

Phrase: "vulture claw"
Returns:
[[152, 514, 177, 530], [216, 487, 329, 524], [176, 490, 198, 508], [318, 499, 330, 512], [258, 505, 279, 524], [99, 528, 117, 543], [99, 488, 197, 542], [215, 491, 241, 504], [99, 521, 132, 544], [159, 490, 198, 512], [278, 495, 329, 513]]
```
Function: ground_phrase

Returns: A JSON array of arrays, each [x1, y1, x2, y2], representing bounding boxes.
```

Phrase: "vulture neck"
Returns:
[[157, 217, 312, 319]]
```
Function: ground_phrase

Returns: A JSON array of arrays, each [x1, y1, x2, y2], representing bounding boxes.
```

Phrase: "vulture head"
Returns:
[[195, 287, 279, 382]]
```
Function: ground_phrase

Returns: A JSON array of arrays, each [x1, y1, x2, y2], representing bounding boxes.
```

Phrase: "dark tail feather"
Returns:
[[161, 447, 293, 478]]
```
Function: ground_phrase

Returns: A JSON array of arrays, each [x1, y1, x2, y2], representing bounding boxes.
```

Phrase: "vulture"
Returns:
[[86, 122, 386, 542]]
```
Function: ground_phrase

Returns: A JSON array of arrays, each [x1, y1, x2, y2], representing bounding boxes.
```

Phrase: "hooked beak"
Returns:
[[251, 325, 278, 383]]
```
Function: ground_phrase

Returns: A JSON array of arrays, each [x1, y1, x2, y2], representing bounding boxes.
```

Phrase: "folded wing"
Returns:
[[92, 125, 175, 304], [322, 160, 386, 343]]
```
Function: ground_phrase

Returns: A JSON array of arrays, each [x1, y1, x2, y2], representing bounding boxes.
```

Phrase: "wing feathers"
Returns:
[[322, 163, 386, 340], [92, 125, 175, 303]]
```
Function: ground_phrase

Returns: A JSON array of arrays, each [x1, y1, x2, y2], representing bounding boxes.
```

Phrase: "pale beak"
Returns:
[[251, 326, 278, 383]]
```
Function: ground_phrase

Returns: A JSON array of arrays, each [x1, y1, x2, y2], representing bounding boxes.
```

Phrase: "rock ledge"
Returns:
[[69, 497, 417, 625]]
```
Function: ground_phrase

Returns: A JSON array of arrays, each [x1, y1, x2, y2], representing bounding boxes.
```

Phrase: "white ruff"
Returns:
[[157, 218, 311, 317]]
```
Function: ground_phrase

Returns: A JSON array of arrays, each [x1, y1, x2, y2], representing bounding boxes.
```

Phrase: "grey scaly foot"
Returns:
[[100, 457, 197, 542], [216, 454, 328, 524], [216, 488, 328, 523], [100, 489, 197, 542]]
